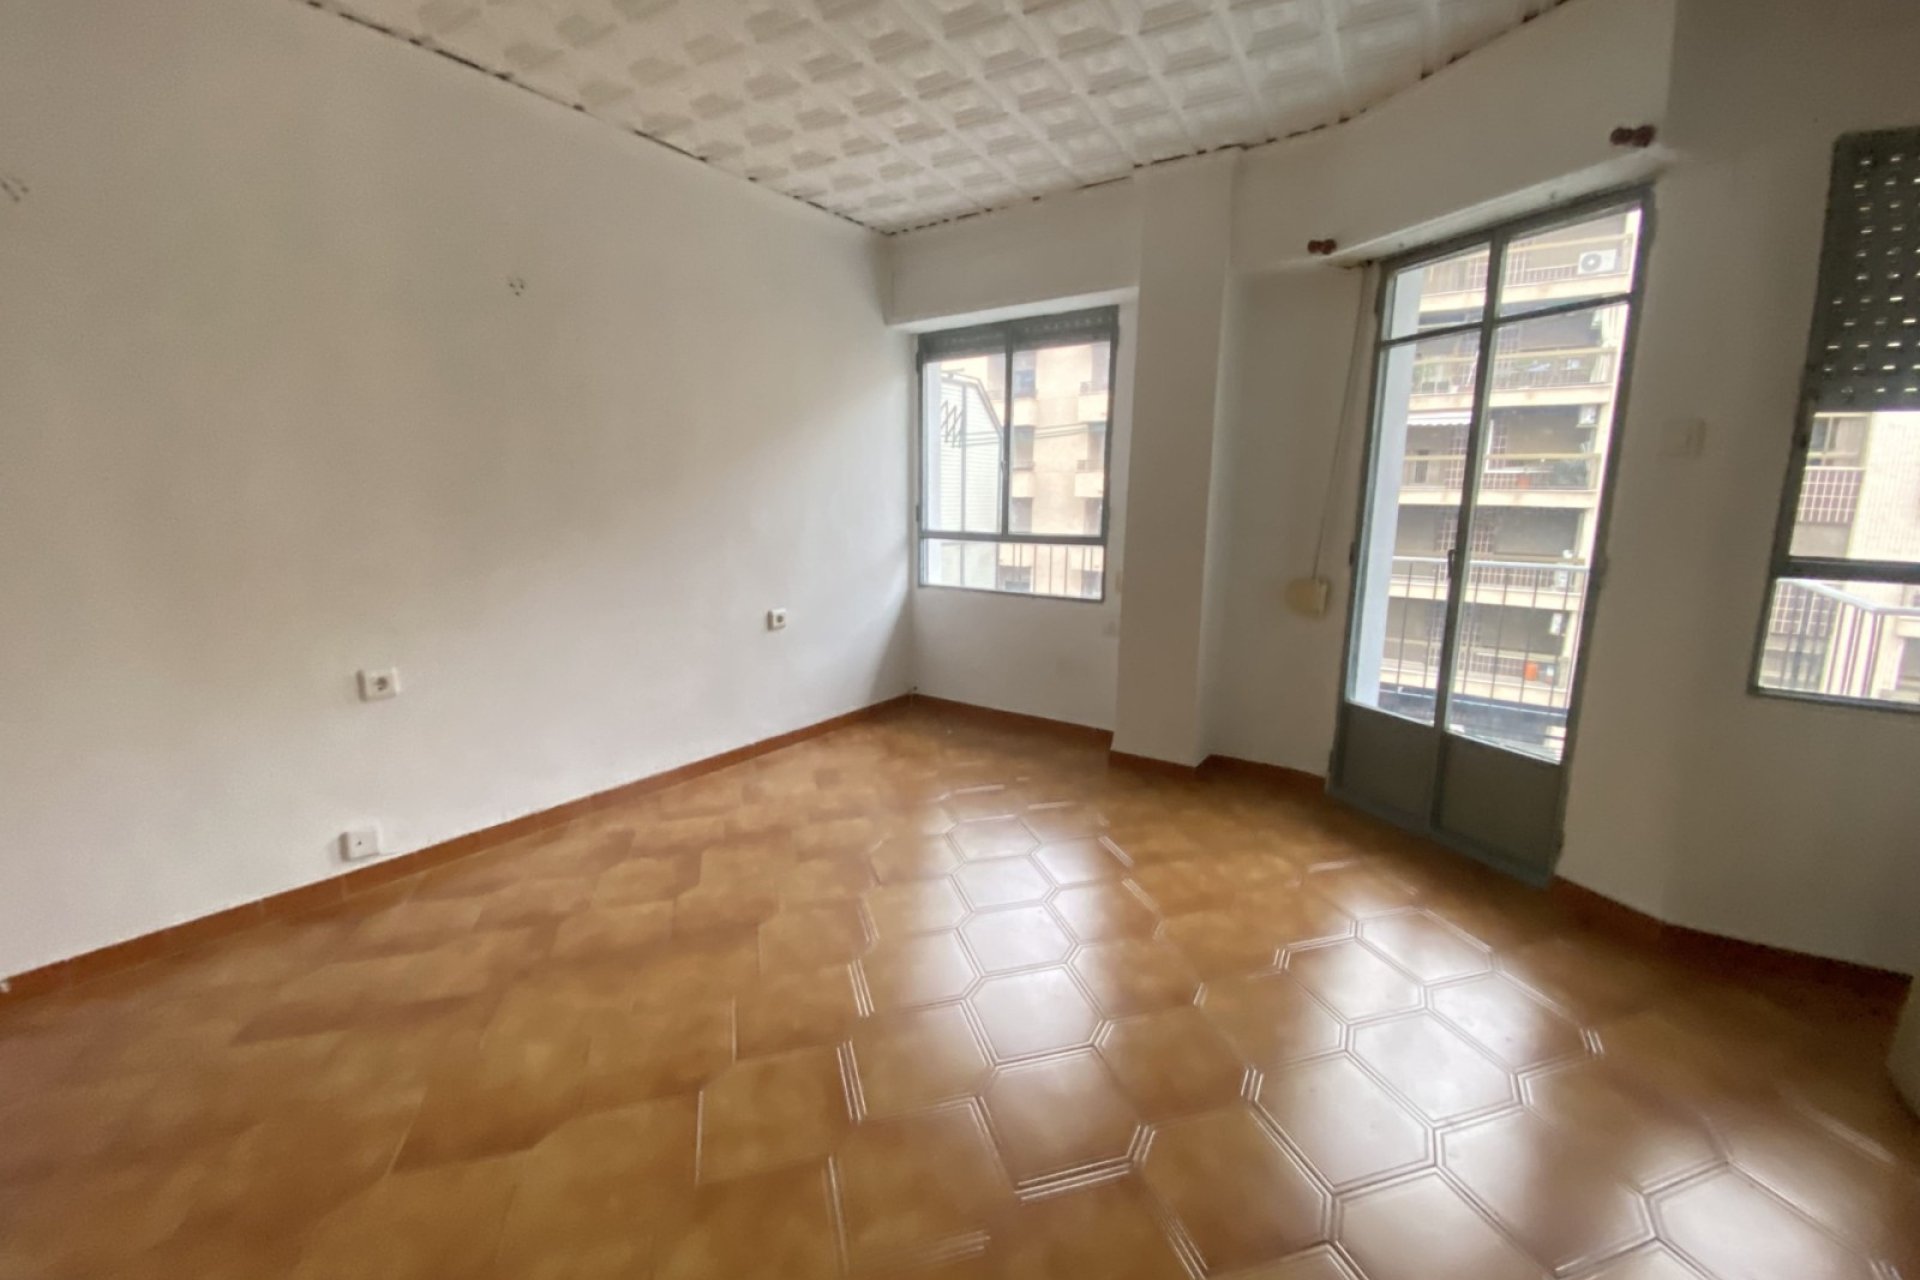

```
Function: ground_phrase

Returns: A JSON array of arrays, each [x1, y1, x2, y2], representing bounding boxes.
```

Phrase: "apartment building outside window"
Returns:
[[916, 307, 1118, 601]]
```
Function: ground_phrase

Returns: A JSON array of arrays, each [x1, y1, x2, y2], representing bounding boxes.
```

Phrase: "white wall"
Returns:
[[1558, 0, 1920, 972], [0, 0, 909, 979], [1206, 266, 1370, 777]]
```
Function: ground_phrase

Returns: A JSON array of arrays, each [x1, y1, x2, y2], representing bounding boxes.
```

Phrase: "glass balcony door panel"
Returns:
[[1348, 331, 1483, 726], [1009, 339, 1112, 538], [1335, 192, 1649, 882], [922, 352, 1007, 535], [1335, 705, 1441, 826], [1435, 736, 1563, 875], [1446, 303, 1630, 762], [1496, 209, 1644, 316]]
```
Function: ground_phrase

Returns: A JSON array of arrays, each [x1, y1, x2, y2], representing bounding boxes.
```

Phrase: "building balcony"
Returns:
[[1400, 451, 1602, 499], [1411, 346, 1617, 400], [1416, 232, 1638, 310], [1384, 555, 1587, 610]]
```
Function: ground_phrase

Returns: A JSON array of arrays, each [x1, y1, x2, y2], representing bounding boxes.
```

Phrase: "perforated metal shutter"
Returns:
[[1806, 127, 1920, 411]]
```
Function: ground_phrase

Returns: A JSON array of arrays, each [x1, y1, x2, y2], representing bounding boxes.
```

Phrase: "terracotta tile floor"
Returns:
[[2, 704, 1917, 1279]]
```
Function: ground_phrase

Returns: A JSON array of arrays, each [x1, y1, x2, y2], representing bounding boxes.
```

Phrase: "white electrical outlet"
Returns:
[[358, 668, 401, 701], [339, 827, 382, 862], [766, 608, 788, 631]]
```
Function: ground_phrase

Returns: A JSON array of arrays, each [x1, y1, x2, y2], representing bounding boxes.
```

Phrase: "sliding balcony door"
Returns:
[[1333, 193, 1650, 881]]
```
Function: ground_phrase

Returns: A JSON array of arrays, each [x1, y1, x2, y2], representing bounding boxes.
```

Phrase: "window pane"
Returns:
[[1349, 330, 1482, 725], [1497, 206, 1643, 316], [1008, 339, 1110, 538], [922, 352, 1006, 534], [1446, 303, 1629, 761], [1383, 244, 1489, 340], [921, 539, 1105, 600], [1757, 577, 1920, 706], [1788, 411, 1920, 562]]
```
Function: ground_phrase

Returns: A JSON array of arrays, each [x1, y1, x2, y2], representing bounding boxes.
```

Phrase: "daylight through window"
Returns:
[[917, 307, 1118, 601]]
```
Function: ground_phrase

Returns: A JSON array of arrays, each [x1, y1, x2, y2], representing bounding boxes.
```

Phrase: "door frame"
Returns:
[[1328, 184, 1658, 884]]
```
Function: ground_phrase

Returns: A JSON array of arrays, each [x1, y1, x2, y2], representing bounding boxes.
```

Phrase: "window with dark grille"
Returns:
[[1753, 127, 1920, 710]]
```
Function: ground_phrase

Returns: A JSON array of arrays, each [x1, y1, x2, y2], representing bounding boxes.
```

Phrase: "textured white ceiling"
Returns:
[[315, 0, 1563, 232]]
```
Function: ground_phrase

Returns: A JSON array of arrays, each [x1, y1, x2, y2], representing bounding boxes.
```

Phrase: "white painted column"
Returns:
[[1111, 154, 1237, 765]]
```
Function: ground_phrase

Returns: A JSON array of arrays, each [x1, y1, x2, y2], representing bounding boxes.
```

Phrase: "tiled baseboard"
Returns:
[[5, 691, 1904, 1010]]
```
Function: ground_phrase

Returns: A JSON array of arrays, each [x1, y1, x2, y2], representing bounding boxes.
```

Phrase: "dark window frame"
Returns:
[[1751, 127, 1920, 714], [914, 306, 1120, 603]]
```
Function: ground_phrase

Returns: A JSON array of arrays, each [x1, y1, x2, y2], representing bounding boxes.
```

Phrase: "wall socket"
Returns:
[[766, 608, 788, 631], [358, 668, 401, 701], [339, 826, 382, 862]]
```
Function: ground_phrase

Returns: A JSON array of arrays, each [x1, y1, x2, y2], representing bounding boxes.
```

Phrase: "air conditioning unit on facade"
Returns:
[[1576, 248, 1620, 275]]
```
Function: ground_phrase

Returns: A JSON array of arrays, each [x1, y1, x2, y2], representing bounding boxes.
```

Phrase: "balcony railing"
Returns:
[[1402, 451, 1601, 492], [1762, 580, 1920, 703], [1377, 556, 1587, 711], [1796, 465, 1865, 526], [994, 541, 1104, 600], [1412, 348, 1616, 398], [1418, 234, 1637, 298]]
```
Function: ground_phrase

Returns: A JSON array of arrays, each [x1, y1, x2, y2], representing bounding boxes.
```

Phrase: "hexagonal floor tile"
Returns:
[[1071, 937, 1202, 1017], [1350, 1014, 1514, 1122], [961, 906, 1074, 974], [954, 855, 1054, 910], [697, 1046, 850, 1182], [1359, 911, 1491, 982], [984, 1051, 1139, 1186], [1256, 1053, 1429, 1188], [758, 903, 869, 972], [1052, 881, 1162, 943], [1443, 1108, 1651, 1270], [1305, 861, 1419, 917], [1160, 909, 1283, 980], [1285, 940, 1422, 1021], [1338, 1172, 1539, 1280], [992, 1177, 1189, 1280], [1659, 1169, 1881, 1280], [1200, 973, 1343, 1070], [951, 817, 1039, 861], [1021, 802, 1107, 843], [1098, 1006, 1247, 1121], [1128, 859, 1236, 916], [1429, 973, 1586, 1072], [835, 1105, 1013, 1270], [971, 969, 1099, 1060], [848, 1003, 991, 1119], [1520, 1062, 1717, 1191], [1034, 838, 1126, 887], [1139, 1105, 1327, 1272], [943, 786, 1023, 823], [1242, 1247, 1366, 1280], [653, 1162, 839, 1280], [864, 878, 968, 940], [860, 932, 978, 1012], [868, 834, 960, 885], [734, 964, 858, 1058]]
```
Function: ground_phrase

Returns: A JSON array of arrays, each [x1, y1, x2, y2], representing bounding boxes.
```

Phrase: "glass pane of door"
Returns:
[[1447, 302, 1632, 761], [1348, 328, 1484, 726]]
